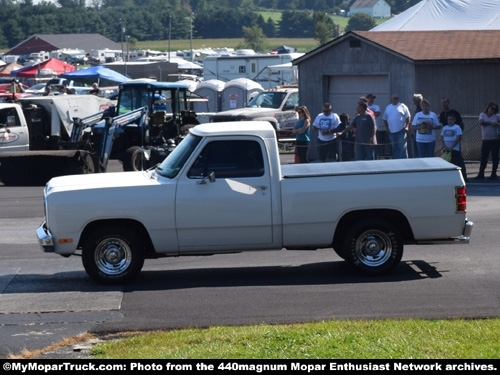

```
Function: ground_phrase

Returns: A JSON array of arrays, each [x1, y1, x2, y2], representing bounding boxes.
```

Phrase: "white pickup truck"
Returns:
[[210, 86, 299, 137], [37, 122, 473, 285]]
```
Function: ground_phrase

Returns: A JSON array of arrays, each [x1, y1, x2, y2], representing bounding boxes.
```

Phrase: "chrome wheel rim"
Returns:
[[94, 238, 132, 276], [355, 229, 392, 267]]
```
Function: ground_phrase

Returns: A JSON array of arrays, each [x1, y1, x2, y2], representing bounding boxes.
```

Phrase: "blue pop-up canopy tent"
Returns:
[[60, 65, 130, 85]]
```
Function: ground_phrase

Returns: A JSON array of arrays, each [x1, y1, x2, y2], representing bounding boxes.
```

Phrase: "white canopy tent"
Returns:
[[371, 0, 500, 31]]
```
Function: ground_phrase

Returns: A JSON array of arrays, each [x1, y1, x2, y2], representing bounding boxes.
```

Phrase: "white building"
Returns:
[[349, 0, 391, 18]]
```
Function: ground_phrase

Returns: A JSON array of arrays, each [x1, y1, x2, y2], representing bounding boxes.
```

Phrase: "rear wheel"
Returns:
[[123, 146, 146, 171], [342, 219, 403, 275], [82, 226, 145, 285]]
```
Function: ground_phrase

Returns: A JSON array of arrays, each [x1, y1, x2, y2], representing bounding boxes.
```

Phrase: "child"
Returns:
[[440, 113, 468, 182], [336, 113, 355, 161]]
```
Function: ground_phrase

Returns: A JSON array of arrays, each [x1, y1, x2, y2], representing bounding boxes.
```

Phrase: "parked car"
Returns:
[[24, 83, 48, 95]]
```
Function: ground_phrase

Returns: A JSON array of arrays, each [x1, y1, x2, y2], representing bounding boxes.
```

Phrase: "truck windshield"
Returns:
[[247, 92, 286, 109], [156, 133, 202, 178]]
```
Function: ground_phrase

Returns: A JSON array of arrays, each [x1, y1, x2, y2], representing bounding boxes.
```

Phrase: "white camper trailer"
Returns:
[[202, 53, 303, 89]]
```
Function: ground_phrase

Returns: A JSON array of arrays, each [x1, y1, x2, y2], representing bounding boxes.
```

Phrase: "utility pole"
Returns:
[[125, 35, 129, 76], [190, 13, 194, 62], [168, 15, 171, 62], [119, 18, 125, 62]]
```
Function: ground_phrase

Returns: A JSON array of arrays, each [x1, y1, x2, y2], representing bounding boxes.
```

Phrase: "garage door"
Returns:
[[328, 74, 390, 119]]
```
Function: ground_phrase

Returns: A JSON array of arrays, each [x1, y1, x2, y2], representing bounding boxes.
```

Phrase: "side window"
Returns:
[[0, 108, 20, 128], [187, 140, 264, 179], [283, 92, 298, 110]]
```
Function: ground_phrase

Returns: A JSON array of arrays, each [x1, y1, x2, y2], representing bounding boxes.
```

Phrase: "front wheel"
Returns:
[[342, 219, 403, 276], [82, 226, 145, 284]]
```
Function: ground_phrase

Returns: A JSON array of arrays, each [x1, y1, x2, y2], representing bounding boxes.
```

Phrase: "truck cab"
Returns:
[[0, 103, 29, 152]]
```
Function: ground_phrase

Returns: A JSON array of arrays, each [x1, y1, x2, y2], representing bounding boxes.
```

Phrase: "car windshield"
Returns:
[[156, 133, 202, 178], [247, 92, 286, 109]]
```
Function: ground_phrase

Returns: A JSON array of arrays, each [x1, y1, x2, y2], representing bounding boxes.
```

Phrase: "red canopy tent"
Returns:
[[12, 58, 76, 78]]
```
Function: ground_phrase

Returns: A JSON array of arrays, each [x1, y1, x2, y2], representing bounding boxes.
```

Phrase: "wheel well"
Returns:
[[78, 219, 156, 257], [332, 209, 414, 249]]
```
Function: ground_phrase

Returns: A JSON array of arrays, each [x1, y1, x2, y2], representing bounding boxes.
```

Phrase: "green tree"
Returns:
[[194, 9, 257, 38], [57, 0, 86, 7], [345, 12, 376, 32], [262, 16, 276, 37], [0, 29, 8, 49], [2, 18, 24, 47], [242, 24, 267, 52], [314, 11, 336, 45], [279, 10, 314, 38]]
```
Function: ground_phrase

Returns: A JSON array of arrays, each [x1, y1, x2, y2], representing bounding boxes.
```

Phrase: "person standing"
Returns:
[[412, 93, 423, 114], [382, 94, 411, 159], [88, 82, 100, 95], [10, 78, 24, 94], [474, 102, 500, 180], [411, 99, 440, 158], [42, 85, 52, 96], [408, 93, 423, 158], [440, 112, 468, 182], [366, 93, 387, 158], [439, 97, 466, 178], [439, 98, 464, 130], [336, 113, 355, 161], [292, 106, 311, 164], [338, 101, 377, 161], [312, 102, 341, 162]]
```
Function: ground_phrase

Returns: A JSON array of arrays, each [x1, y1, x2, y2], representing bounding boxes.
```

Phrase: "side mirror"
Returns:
[[6, 116, 16, 127], [197, 171, 216, 185]]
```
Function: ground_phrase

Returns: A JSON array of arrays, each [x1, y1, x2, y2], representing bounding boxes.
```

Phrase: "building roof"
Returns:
[[351, 0, 383, 8], [356, 30, 500, 60], [371, 0, 500, 31], [293, 30, 500, 65], [5, 34, 121, 56]]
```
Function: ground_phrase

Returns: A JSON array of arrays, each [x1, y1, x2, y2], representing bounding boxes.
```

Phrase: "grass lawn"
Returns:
[[87, 318, 500, 358], [135, 38, 320, 54]]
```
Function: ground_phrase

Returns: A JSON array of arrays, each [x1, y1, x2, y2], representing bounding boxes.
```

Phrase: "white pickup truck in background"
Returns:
[[37, 122, 473, 285], [210, 86, 299, 137]]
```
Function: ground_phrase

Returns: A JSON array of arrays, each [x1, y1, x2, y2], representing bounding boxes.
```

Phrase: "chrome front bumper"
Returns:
[[37, 222, 55, 252]]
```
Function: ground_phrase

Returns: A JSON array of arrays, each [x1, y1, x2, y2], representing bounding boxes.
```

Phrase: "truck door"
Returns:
[[175, 138, 273, 250], [0, 106, 29, 152]]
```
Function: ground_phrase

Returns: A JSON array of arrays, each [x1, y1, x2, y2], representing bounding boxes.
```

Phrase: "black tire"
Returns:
[[123, 146, 146, 171], [82, 226, 145, 285], [342, 219, 403, 276]]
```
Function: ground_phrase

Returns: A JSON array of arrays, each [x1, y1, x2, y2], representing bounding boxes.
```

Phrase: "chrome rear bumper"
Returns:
[[417, 219, 473, 245]]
